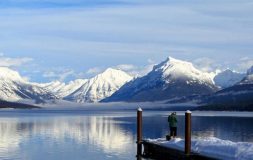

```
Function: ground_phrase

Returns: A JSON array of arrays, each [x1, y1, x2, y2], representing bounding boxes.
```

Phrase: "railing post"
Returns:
[[137, 107, 143, 157], [185, 110, 191, 155]]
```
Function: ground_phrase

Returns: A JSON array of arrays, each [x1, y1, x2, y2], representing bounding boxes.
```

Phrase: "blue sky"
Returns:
[[0, 0, 253, 82]]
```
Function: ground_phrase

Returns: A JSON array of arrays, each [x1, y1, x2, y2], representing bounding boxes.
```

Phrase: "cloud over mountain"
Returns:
[[0, 54, 33, 67]]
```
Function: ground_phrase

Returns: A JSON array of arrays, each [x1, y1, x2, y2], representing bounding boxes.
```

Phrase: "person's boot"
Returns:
[[166, 134, 171, 141]]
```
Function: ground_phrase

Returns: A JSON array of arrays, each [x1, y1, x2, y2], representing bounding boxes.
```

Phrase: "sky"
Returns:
[[0, 0, 253, 82]]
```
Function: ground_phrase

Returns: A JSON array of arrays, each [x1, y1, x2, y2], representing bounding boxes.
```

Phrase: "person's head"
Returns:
[[173, 112, 176, 115]]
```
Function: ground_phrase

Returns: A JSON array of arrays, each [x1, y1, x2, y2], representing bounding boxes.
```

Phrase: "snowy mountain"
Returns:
[[213, 69, 245, 88], [239, 65, 253, 84], [103, 57, 218, 102], [35, 79, 88, 98], [64, 68, 133, 103], [1, 59, 251, 106], [0, 67, 57, 103], [0, 67, 132, 103], [200, 66, 253, 110]]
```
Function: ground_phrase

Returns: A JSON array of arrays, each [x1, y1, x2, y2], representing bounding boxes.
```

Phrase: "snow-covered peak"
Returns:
[[0, 67, 25, 82], [65, 68, 133, 103], [104, 67, 117, 72], [97, 68, 126, 78], [104, 57, 218, 102], [152, 57, 214, 84], [214, 69, 245, 88], [153, 57, 191, 71], [91, 68, 133, 85]]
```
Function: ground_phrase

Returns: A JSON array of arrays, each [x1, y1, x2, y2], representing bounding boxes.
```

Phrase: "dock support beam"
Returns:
[[185, 110, 192, 155], [137, 107, 143, 157]]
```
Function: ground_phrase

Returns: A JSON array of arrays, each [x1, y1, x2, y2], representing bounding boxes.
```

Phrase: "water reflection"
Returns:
[[191, 116, 253, 142], [0, 111, 252, 160], [115, 115, 253, 142], [0, 116, 136, 160]]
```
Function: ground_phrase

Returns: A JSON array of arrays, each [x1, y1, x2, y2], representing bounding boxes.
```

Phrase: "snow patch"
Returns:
[[147, 137, 253, 160], [186, 110, 191, 113]]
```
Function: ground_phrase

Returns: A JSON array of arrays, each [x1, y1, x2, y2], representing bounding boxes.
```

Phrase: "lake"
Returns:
[[0, 109, 252, 160]]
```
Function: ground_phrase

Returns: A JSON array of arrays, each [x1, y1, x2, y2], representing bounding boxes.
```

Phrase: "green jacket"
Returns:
[[168, 115, 177, 127]]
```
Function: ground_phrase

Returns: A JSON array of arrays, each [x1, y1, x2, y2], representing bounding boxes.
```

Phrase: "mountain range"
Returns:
[[198, 67, 253, 111], [0, 67, 57, 103], [0, 57, 252, 110], [0, 67, 133, 103]]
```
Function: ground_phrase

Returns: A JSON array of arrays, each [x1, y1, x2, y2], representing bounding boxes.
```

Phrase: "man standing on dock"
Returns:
[[168, 112, 177, 138]]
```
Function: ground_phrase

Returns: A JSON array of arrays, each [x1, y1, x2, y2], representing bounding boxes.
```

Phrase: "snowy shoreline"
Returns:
[[147, 137, 253, 160]]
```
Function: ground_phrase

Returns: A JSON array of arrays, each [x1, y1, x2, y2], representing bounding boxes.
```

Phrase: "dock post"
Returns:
[[185, 110, 191, 156], [137, 107, 143, 157]]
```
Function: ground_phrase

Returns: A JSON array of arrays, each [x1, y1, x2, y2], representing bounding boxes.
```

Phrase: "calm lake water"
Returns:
[[0, 109, 252, 160]]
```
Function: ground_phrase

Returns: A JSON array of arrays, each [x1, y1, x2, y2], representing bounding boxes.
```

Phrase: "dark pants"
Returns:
[[170, 127, 177, 137]]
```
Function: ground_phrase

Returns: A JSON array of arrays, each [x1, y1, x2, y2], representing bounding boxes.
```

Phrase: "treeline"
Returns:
[[195, 103, 253, 111], [0, 100, 40, 109]]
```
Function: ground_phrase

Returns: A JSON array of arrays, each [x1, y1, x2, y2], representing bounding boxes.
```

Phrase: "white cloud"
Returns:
[[193, 57, 219, 72], [43, 71, 56, 78], [0, 54, 33, 67], [193, 56, 253, 73], [1, 1, 252, 61], [237, 57, 253, 72], [147, 58, 155, 64], [115, 61, 155, 77], [116, 64, 136, 71], [1, 1, 252, 82], [86, 67, 103, 75], [43, 69, 75, 82], [137, 64, 154, 77]]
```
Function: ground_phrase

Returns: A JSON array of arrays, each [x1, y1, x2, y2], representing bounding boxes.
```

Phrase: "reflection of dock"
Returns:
[[136, 108, 218, 160]]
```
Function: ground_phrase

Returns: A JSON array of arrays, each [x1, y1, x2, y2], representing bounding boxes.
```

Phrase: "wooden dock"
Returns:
[[136, 108, 220, 160], [142, 140, 218, 160]]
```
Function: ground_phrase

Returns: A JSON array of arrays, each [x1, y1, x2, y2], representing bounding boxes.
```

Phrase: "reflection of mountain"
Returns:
[[0, 116, 135, 159], [0, 119, 21, 159], [87, 117, 134, 151]]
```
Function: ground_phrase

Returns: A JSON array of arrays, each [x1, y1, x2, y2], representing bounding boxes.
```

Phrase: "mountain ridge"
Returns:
[[0, 67, 57, 103], [0, 58, 252, 108], [103, 57, 218, 102]]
